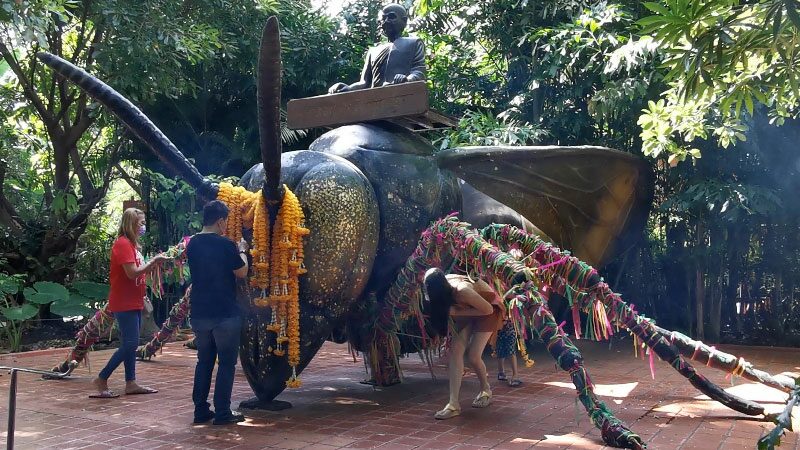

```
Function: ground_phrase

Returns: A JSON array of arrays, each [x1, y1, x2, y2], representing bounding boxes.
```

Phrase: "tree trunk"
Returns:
[[37, 215, 92, 282], [694, 221, 706, 340], [772, 270, 784, 341], [753, 265, 764, 319], [685, 269, 694, 334], [726, 224, 745, 335], [708, 225, 725, 343], [666, 221, 691, 332], [50, 136, 71, 193], [35, 184, 107, 283], [709, 278, 722, 343], [0, 161, 22, 235], [696, 267, 705, 340]]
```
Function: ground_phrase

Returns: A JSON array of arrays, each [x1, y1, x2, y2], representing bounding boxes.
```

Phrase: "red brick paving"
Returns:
[[0, 339, 797, 449]]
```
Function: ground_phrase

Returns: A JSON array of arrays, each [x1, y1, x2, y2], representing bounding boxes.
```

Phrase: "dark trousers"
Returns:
[[99, 310, 141, 382], [191, 316, 242, 419]]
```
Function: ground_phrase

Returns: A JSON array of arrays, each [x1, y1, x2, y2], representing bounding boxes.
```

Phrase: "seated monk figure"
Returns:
[[328, 4, 425, 94]]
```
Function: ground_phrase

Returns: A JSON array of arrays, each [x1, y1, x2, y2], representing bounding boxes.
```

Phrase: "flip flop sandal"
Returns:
[[508, 379, 523, 387], [434, 405, 461, 420], [471, 390, 492, 408], [497, 372, 507, 381], [89, 390, 119, 399], [126, 386, 158, 395]]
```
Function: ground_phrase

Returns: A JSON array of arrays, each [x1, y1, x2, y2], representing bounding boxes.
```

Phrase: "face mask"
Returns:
[[138, 224, 146, 236]]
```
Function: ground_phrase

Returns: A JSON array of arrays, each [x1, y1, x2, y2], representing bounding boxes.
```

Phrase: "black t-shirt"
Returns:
[[186, 233, 245, 319]]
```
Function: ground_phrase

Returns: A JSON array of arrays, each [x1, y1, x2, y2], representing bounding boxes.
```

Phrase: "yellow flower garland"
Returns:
[[216, 182, 309, 388], [216, 182, 251, 244]]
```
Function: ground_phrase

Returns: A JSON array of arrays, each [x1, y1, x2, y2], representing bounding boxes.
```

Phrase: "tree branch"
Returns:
[[64, 113, 94, 151], [0, 41, 54, 126], [0, 160, 22, 235], [58, 80, 70, 131], [114, 161, 141, 196], [67, 25, 103, 133], [101, 139, 124, 195], [44, 29, 59, 118], [70, 2, 91, 65], [53, 92, 78, 125], [28, 41, 39, 86], [84, 26, 104, 68], [71, 137, 124, 228], [69, 142, 94, 196]]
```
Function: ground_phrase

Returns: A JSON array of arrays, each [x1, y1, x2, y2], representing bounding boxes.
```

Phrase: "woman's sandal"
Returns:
[[471, 390, 492, 408], [508, 379, 523, 387], [497, 372, 507, 381], [89, 390, 119, 399], [125, 386, 158, 395], [434, 404, 461, 420]]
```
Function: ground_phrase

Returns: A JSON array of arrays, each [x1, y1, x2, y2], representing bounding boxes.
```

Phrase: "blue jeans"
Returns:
[[191, 316, 242, 419], [99, 310, 141, 382]]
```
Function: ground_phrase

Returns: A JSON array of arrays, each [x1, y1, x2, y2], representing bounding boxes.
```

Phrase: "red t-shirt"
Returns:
[[108, 236, 145, 312]]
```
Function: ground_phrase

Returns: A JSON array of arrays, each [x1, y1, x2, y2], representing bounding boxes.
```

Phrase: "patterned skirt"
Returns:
[[494, 320, 517, 358]]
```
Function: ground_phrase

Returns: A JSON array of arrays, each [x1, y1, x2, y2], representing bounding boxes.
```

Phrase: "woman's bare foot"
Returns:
[[92, 377, 108, 393], [89, 377, 119, 398]]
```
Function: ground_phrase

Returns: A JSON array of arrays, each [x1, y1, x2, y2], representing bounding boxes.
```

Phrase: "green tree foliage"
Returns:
[[637, 0, 800, 163], [0, 0, 242, 284], [0, 0, 348, 280], [135, 0, 347, 178], [414, 1, 662, 150], [633, 0, 800, 342]]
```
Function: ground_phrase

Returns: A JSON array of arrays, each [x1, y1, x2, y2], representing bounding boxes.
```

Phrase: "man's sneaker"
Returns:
[[213, 411, 246, 425], [193, 409, 215, 424]]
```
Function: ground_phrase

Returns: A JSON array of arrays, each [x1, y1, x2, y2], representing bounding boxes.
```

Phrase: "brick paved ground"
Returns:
[[0, 339, 797, 450]]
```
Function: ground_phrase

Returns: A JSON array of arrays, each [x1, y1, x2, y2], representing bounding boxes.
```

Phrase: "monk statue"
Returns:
[[328, 4, 425, 94]]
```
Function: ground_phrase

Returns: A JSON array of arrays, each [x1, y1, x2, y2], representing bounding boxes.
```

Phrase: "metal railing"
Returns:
[[0, 366, 70, 450]]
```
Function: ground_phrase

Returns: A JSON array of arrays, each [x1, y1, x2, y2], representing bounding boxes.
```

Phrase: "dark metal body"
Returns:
[[238, 150, 379, 403]]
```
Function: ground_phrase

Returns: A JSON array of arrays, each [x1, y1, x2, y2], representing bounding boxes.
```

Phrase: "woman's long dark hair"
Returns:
[[423, 268, 455, 337]]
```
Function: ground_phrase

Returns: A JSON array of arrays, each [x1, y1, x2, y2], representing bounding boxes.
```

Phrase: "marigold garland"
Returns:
[[250, 193, 270, 297], [216, 182, 309, 388], [217, 182, 252, 244]]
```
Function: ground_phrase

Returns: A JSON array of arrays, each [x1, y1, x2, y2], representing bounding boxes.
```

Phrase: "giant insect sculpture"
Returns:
[[39, 16, 796, 449]]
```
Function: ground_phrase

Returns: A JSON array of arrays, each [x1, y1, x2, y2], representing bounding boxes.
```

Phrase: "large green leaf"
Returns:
[[50, 301, 94, 318], [643, 2, 672, 17], [23, 281, 69, 304], [33, 281, 70, 300], [1, 304, 38, 321], [23, 287, 54, 304], [70, 292, 106, 311], [71, 281, 110, 300], [0, 275, 19, 295]]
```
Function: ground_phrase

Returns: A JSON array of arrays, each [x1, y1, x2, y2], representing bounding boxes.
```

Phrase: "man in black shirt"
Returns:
[[186, 200, 249, 425]]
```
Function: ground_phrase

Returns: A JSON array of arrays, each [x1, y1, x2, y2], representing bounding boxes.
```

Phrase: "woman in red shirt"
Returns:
[[91, 208, 168, 398]]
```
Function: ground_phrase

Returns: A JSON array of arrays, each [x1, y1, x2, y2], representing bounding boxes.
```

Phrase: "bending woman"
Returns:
[[423, 268, 505, 420], [92, 208, 168, 398]]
